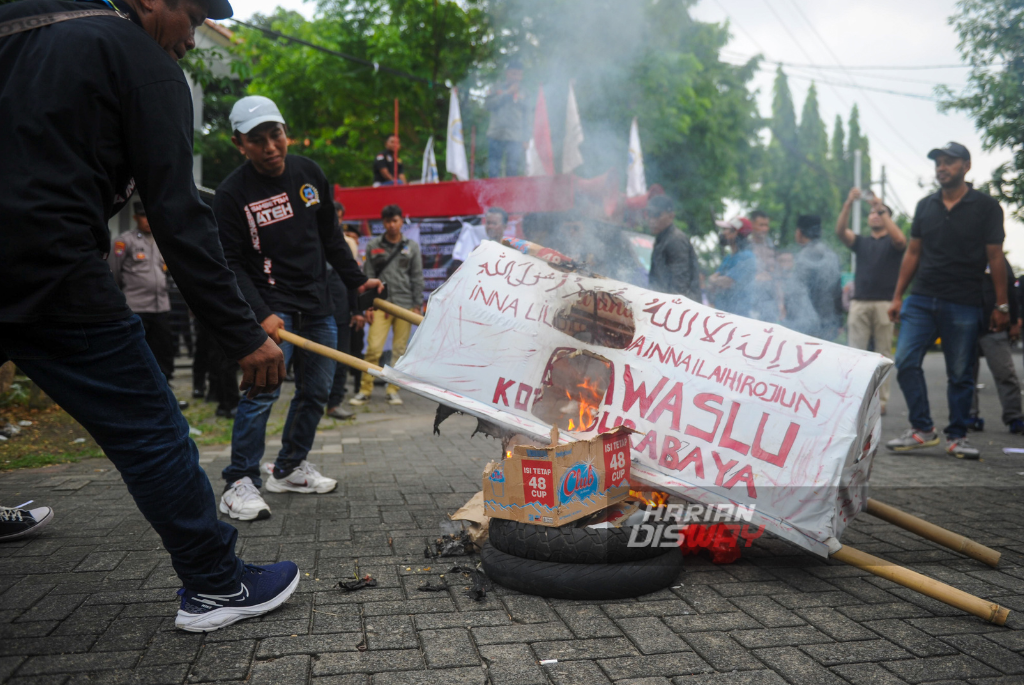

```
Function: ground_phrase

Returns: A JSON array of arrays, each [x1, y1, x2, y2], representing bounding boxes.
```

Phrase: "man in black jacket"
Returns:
[[215, 96, 381, 518], [0, 0, 295, 632], [646, 196, 701, 301]]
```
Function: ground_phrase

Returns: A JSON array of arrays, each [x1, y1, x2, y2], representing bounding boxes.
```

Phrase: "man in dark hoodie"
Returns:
[[793, 214, 843, 340]]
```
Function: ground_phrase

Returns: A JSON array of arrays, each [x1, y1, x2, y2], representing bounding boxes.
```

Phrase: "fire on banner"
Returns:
[[382, 240, 892, 557]]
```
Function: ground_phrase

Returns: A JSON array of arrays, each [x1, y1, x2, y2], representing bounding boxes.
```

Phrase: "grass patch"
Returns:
[[0, 405, 103, 471]]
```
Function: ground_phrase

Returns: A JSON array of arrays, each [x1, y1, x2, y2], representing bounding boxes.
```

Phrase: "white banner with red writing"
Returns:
[[382, 240, 891, 556]]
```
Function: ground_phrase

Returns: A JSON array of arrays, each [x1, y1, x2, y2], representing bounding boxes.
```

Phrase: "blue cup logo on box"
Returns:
[[559, 462, 597, 503], [488, 468, 505, 483]]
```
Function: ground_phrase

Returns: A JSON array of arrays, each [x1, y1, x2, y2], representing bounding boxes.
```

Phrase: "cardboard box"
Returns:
[[482, 427, 633, 527]]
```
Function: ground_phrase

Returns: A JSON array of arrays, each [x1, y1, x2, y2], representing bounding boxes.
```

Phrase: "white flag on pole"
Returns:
[[525, 138, 546, 177], [421, 135, 439, 183], [626, 117, 647, 198], [561, 83, 584, 174], [446, 89, 469, 181]]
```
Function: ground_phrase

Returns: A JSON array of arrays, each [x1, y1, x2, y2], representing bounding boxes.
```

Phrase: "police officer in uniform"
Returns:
[[108, 202, 176, 379]]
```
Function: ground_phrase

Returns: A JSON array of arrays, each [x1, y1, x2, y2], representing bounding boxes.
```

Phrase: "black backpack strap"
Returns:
[[376, 239, 408, 275], [0, 9, 123, 40]]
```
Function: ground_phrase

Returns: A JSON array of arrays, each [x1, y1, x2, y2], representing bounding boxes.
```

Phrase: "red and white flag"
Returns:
[[526, 86, 555, 176]]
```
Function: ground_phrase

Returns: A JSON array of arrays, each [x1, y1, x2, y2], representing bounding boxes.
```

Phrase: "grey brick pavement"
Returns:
[[0, 352, 1022, 684]]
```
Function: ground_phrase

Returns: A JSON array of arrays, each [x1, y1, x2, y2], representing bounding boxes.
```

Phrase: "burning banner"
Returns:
[[382, 240, 891, 557]]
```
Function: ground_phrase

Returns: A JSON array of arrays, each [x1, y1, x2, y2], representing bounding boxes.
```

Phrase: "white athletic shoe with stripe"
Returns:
[[264, 461, 337, 494], [219, 477, 271, 521]]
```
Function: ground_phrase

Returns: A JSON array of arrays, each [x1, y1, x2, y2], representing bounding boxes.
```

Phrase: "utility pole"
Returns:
[[880, 165, 886, 204], [852, 149, 862, 273], [853, 149, 862, 235]]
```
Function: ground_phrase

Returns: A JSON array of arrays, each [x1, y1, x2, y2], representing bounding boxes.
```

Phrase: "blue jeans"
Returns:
[[488, 138, 524, 178], [894, 295, 982, 438], [224, 313, 337, 487], [0, 317, 241, 593]]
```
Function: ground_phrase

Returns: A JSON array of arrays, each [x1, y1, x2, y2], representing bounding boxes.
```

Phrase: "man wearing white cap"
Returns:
[[215, 96, 381, 519]]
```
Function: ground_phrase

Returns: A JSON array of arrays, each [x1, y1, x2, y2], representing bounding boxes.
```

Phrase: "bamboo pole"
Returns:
[[866, 499, 1001, 568], [831, 544, 1009, 625], [372, 298, 424, 325], [278, 330, 381, 375]]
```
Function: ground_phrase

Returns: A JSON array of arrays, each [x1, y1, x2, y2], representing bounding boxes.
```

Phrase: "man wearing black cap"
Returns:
[[0, 0, 299, 631], [108, 202, 176, 379], [886, 143, 1007, 460], [793, 214, 843, 340]]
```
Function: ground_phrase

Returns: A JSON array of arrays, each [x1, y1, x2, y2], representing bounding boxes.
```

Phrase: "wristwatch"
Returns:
[[996, 303, 1010, 314]]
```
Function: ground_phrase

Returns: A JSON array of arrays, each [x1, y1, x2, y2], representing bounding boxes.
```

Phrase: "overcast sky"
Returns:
[[229, 0, 1021, 260]]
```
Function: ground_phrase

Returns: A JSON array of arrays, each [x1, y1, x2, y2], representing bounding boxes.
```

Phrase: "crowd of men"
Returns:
[[1, 0, 1018, 631], [647, 141, 1019, 460]]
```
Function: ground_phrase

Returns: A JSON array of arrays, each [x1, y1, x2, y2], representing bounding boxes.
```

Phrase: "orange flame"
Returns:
[[505, 450, 512, 459], [630, 489, 670, 508], [564, 376, 602, 432]]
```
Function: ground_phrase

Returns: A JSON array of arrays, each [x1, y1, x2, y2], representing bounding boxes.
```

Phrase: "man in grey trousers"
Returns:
[[969, 256, 1024, 434]]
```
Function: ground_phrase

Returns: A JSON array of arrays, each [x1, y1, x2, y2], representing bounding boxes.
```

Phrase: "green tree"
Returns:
[[792, 84, 839, 243], [940, 0, 1024, 220], [755, 67, 801, 244], [215, 0, 494, 188], [829, 114, 845, 187], [481, 0, 762, 236]]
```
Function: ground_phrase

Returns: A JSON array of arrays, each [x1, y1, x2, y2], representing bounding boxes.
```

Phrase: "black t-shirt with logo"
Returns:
[[372, 150, 403, 183], [850, 233, 905, 301], [909, 187, 1004, 307], [215, 155, 366, 323]]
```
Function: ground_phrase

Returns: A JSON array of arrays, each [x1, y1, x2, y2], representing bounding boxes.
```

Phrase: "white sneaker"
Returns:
[[264, 461, 337, 494], [349, 393, 371, 406], [219, 477, 271, 521], [386, 392, 403, 405]]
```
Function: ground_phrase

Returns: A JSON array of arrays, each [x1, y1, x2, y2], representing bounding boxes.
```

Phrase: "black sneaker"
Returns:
[[0, 502, 54, 541], [175, 561, 299, 632]]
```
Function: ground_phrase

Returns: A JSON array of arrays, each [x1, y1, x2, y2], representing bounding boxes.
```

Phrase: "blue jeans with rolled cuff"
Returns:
[[894, 294, 982, 439], [223, 312, 337, 488], [0, 316, 242, 594]]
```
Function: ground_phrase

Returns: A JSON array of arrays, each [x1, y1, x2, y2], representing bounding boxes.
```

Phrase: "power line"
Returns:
[[740, 65, 938, 101], [719, 51, 971, 71], [722, 52, 961, 86], [718, 0, 924, 190], [783, 0, 926, 165], [230, 19, 435, 86], [711, 0, 769, 56], [759, 0, 851, 110]]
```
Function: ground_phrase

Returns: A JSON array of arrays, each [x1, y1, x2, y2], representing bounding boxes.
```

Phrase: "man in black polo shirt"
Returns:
[[836, 188, 906, 415], [372, 134, 406, 185], [886, 143, 1007, 459]]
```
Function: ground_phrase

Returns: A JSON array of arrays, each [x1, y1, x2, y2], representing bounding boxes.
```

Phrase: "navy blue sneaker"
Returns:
[[175, 561, 299, 632], [966, 416, 985, 432], [1010, 419, 1024, 435]]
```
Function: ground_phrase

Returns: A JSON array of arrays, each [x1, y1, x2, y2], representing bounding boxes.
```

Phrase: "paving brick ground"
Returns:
[[1, 352, 1023, 684]]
